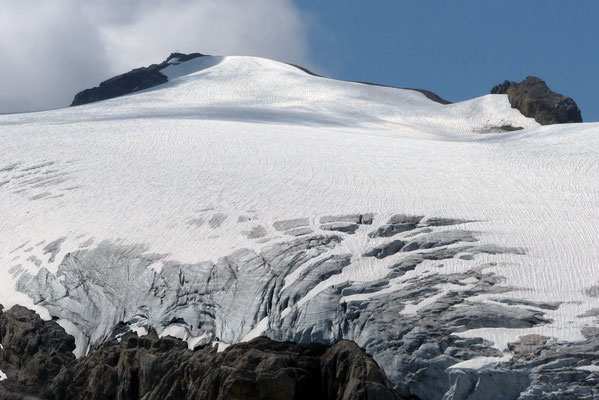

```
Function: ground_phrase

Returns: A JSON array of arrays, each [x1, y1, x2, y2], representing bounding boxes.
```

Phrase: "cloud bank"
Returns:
[[0, 0, 311, 113]]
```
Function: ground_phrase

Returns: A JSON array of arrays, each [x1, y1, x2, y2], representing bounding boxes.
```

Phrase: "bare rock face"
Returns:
[[0, 306, 402, 400], [320, 341, 407, 400], [491, 76, 582, 125], [0, 305, 75, 399], [70, 53, 204, 106]]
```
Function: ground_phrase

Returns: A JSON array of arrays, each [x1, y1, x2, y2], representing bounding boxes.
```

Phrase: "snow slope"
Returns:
[[1, 55, 598, 399]]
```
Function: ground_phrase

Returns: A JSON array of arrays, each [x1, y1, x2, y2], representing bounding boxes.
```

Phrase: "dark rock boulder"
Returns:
[[70, 52, 204, 106], [0, 305, 403, 400], [491, 76, 582, 125]]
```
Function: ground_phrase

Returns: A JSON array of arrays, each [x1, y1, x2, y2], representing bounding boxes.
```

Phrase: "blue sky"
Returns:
[[296, 1, 599, 121]]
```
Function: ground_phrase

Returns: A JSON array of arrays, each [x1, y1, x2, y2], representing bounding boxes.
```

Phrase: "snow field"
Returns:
[[0, 55, 598, 359]]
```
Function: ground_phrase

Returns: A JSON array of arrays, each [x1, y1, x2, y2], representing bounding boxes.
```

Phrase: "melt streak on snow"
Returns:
[[1, 56, 599, 378]]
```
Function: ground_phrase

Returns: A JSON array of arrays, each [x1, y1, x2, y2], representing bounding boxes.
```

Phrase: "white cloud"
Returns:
[[0, 0, 311, 113], [0, 1, 110, 113]]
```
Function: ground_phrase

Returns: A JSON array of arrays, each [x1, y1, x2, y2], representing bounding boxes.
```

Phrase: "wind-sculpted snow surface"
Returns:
[[2, 55, 599, 399]]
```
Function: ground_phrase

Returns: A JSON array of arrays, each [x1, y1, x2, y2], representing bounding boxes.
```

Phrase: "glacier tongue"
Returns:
[[17, 213, 555, 398], [2, 54, 599, 399]]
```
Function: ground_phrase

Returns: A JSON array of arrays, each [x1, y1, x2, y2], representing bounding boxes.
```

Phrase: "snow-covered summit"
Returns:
[[63, 53, 538, 133], [1, 53, 599, 399]]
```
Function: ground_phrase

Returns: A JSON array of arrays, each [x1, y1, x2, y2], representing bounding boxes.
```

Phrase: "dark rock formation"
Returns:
[[0, 305, 402, 400], [0, 305, 75, 399], [320, 341, 406, 400], [491, 76, 582, 125], [70, 53, 204, 106]]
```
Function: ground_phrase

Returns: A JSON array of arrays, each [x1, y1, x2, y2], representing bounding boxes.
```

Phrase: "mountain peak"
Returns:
[[70, 52, 206, 106], [165, 52, 205, 63]]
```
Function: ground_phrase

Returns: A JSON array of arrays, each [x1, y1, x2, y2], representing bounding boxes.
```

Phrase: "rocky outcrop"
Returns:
[[0, 305, 75, 399], [0, 305, 402, 400], [491, 76, 582, 125], [320, 341, 407, 400], [70, 53, 204, 106]]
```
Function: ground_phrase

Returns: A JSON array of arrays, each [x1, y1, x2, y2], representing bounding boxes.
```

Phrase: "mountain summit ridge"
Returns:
[[70, 52, 205, 106], [70, 52, 583, 129], [71, 51, 454, 108]]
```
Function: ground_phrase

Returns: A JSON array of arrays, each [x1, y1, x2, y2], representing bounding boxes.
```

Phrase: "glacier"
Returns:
[[1, 54, 599, 399]]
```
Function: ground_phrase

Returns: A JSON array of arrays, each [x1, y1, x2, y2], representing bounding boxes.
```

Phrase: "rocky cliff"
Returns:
[[491, 76, 582, 125], [0, 305, 403, 400], [70, 53, 204, 106]]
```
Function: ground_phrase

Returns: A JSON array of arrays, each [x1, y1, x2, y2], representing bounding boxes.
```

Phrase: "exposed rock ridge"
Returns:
[[0, 305, 76, 399], [288, 64, 450, 105], [491, 76, 582, 125], [0, 305, 403, 400], [70, 52, 204, 106], [354, 81, 451, 105]]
